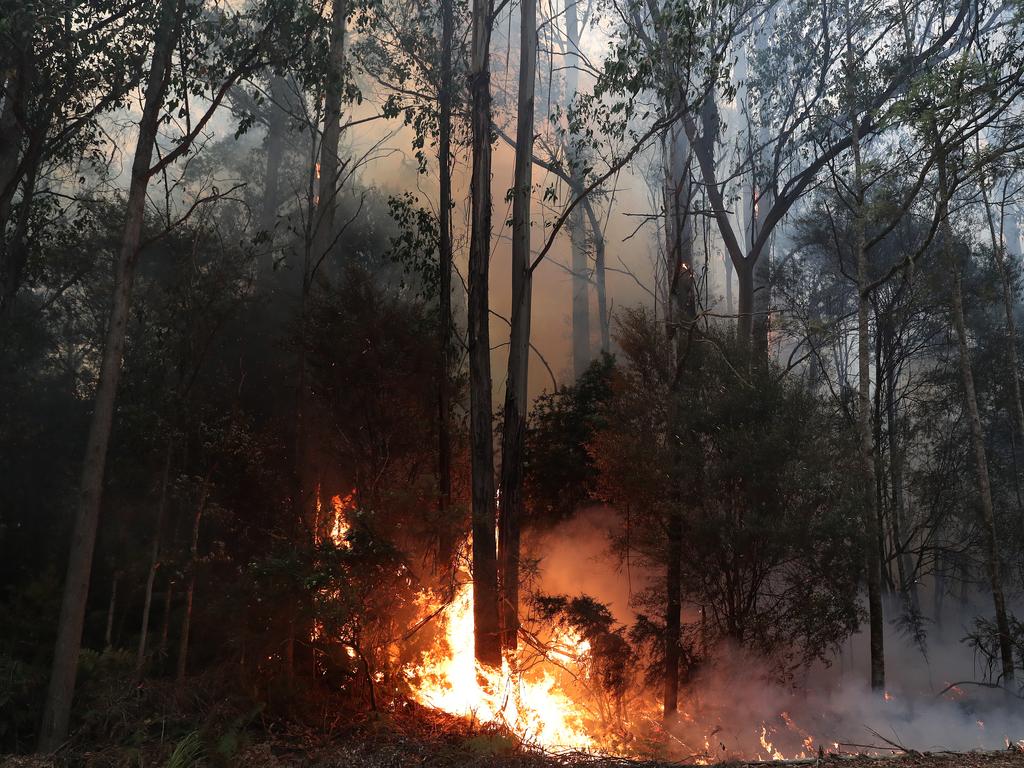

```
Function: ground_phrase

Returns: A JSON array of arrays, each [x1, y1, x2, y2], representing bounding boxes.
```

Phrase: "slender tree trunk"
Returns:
[[259, 75, 290, 278], [749, 13, 775, 358], [736, 258, 754, 344], [851, 112, 885, 692], [980, 183, 1024, 467], [176, 475, 211, 683], [37, 2, 179, 749], [842, 4, 885, 689], [104, 573, 121, 650], [723, 254, 734, 318], [311, 0, 347, 273], [136, 443, 173, 675], [751, 231, 770, 354], [886, 365, 919, 614], [939, 150, 1015, 687], [436, 0, 455, 569], [468, 0, 501, 669], [159, 579, 174, 665], [498, 0, 538, 651], [663, 507, 682, 720], [583, 198, 610, 353], [565, 0, 591, 379], [662, 100, 698, 723]]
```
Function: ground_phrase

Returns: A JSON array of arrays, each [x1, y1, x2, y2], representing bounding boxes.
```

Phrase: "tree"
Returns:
[[496, 0, 539, 651], [0, 0, 149, 321], [38, 0, 298, 747], [467, 0, 501, 668]]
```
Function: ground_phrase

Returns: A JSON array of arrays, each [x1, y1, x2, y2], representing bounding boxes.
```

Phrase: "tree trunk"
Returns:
[[468, 0, 501, 669], [940, 151, 1015, 687], [751, 230, 770, 354], [0, 134, 45, 321], [886, 358, 919, 615], [981, 183, 1024, 483], [736, 258, 754, 344], [259, 75, 290, 279], [136, 443, 173, 675], [748, 13, 775, 358], [311, 0, 347, 274], [104, 572, 121, 650], [851, 112, 885, 692], [498, 0, 537, 652], [435, 0, 455, 569], [663, 506, 682, 721], [159, 579, 174, 665], [662, 98, 698, 723], [176, 475, 211, 683], [583, 198, 610, 354], [37, 1, 179, 750], [565, 0, 591, 379], [0, 28, 31, 242]]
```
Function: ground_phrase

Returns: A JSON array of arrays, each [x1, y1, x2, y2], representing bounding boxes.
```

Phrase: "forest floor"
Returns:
[[3, 679, 1022, 768], [5, 729, 1024, 768], [5, 745, 1024, 768]]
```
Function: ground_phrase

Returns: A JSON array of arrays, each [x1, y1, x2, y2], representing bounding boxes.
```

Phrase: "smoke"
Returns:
[[525, 508, 1024, 759]]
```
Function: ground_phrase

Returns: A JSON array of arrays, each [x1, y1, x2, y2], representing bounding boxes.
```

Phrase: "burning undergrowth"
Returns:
[[278, 489, 1024, 765]]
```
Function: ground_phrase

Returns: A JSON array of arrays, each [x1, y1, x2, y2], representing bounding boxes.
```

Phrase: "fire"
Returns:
[[310, 488, 356, 641], [759, 724, 784, 760], [328, 490, 354, 546], [405, 578, 596, 752], [313, 486, 355, 546]]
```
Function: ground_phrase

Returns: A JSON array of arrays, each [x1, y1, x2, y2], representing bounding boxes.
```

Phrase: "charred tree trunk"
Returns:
[[939, 149, 1015, 687], [468, 0, 501, 669], [37, 1, 180, 749], [436, 0, 455, 569], [498, 0, 537, 651]]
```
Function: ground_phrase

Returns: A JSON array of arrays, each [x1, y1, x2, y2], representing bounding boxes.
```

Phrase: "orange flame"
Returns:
[[405, 577, 595, 751]]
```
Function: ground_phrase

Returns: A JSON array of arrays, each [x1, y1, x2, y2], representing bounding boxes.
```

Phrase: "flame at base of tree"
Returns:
[[404, 579, 597, 752]]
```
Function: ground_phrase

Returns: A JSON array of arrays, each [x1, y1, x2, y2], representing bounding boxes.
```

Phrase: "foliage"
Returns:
[[524, 354, 615, 521], [594, 315, 864, 680]]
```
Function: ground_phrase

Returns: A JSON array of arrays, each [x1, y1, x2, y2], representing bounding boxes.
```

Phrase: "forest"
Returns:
[[2, 0, 1024, 764]]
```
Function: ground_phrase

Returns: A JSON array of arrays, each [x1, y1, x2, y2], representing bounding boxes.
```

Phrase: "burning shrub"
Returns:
[[529, 594, 633, 704]]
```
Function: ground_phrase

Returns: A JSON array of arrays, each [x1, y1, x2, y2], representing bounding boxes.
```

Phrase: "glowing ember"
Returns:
[[405, 579, 595, 752]]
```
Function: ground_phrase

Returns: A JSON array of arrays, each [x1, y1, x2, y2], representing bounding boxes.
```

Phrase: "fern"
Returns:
[[165, 731, 204, 768]]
